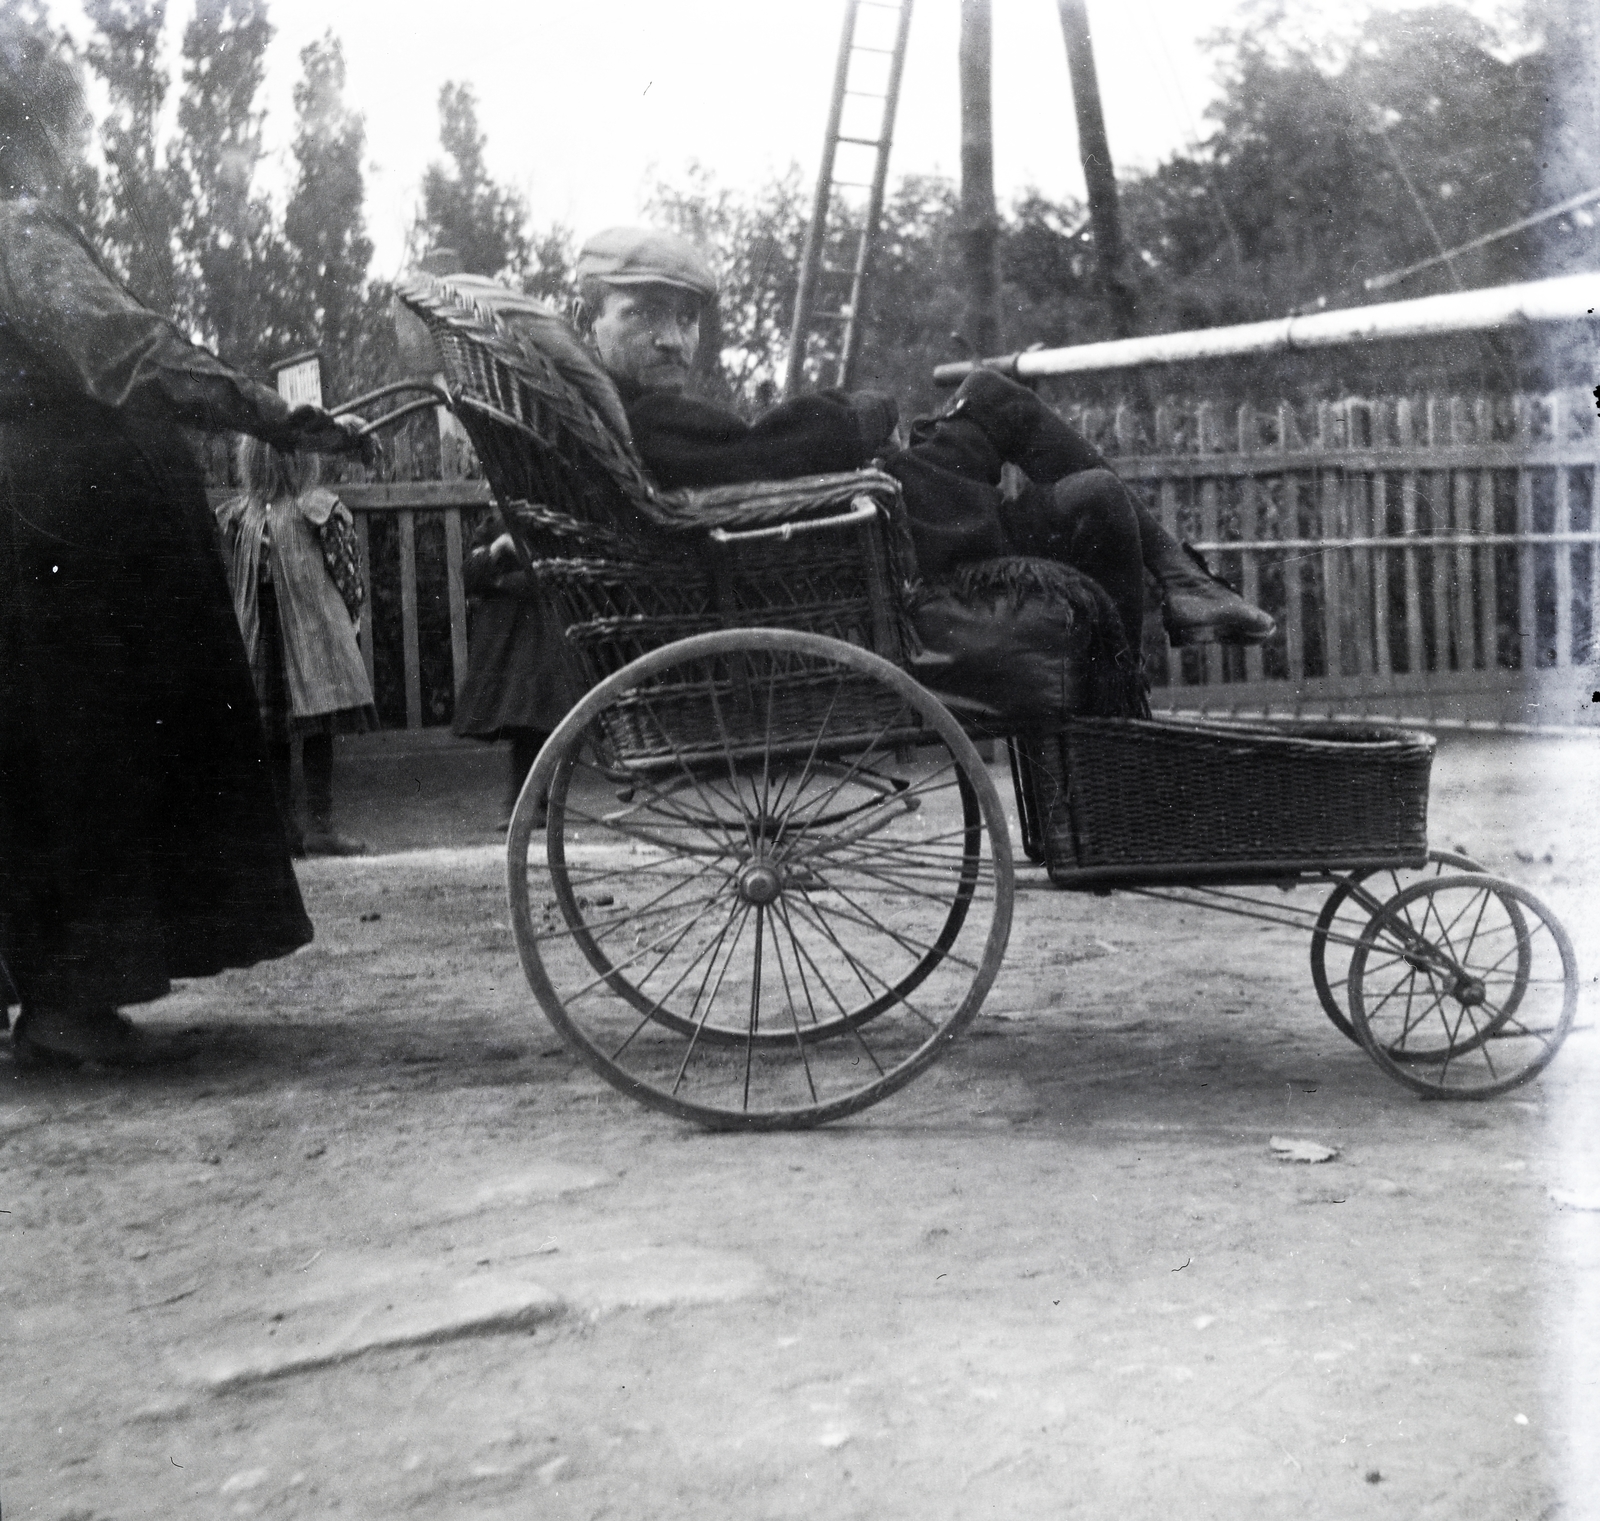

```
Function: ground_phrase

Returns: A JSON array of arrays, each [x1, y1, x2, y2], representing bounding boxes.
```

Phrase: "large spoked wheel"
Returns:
[[1348, 873, 1578, 1099], [506, 629, 1015, 1130], [1309, 849, 1483, 1044]]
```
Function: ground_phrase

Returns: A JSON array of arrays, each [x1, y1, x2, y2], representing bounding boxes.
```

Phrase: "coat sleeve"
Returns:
[[0, 203, 296, 442]]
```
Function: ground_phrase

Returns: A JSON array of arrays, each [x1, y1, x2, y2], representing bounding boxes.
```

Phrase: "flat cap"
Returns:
[[575, 226, 717, 300]]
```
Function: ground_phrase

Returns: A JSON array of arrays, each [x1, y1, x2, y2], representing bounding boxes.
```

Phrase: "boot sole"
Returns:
[[1166, 625, 1276, 648]]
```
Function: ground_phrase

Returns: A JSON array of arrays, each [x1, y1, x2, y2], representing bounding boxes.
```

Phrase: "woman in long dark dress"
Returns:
[[0, 55, 367, 1066]]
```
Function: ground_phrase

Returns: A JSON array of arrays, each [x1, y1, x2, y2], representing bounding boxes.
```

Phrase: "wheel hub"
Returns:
[[737, 857, 784, 905], [1452, 975, 1487, 1007]]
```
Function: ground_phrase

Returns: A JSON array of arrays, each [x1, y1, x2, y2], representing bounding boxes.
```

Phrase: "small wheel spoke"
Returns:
[[671, 902, 754, 1096]]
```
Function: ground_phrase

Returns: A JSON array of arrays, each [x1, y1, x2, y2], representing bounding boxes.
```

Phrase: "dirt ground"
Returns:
[[4, 729, 1598, 1521]]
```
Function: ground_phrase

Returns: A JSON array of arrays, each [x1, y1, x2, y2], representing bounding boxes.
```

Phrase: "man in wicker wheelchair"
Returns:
[[569, 225, 1275, 679]]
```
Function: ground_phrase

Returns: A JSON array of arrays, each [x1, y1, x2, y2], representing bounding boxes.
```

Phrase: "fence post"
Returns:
[[1197, 401, 1219, 690], [1237, 402, 1264, 686], [1317, 401, 1341, 693], [1397, 398, 1425, 684], [1551, 389, 1574, 669], [1278, 401, 1304, 707], [398, 508, 422, 730], [1514, 394, 1537, 673], [1426, 396, 1452, 692]]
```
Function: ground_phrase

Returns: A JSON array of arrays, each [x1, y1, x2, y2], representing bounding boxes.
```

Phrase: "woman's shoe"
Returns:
[[301, 828, 367, 856], [11, 1007, 197, 1069]]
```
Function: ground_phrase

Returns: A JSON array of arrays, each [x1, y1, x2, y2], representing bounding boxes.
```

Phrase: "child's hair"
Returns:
[[238, 434, 319, 500]]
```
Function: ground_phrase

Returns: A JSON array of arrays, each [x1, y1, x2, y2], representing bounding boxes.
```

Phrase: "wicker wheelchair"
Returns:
[[357, 276, 1580, 1130]]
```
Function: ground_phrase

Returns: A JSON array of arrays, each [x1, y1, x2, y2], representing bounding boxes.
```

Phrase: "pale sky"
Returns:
[[56, 0, 1477, 277]]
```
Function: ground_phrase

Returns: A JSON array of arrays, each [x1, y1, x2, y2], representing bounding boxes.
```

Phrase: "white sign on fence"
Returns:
[[273, 351, 324, 409]]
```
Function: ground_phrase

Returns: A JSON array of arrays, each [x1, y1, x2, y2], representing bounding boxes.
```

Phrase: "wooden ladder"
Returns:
[[783, 0, 915, 397]]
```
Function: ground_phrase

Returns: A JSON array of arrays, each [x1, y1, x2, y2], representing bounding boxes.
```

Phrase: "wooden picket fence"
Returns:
[[1062, 387, 1600, 729], [210, 385, 1600, 733]]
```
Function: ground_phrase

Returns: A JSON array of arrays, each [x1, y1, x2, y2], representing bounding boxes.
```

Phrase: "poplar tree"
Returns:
[[165, 0, 291, 371], [82, 0, 175, 311], [283, 32, 373, 395]]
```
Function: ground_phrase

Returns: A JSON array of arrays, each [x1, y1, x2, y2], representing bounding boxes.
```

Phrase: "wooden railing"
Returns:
[[208, 385, 1600, 733], [1063, 388, 1600, 729]]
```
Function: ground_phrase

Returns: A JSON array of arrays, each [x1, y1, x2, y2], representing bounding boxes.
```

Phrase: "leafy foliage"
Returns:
[[413, 82, 530, 279], [283, 34, 372, 395], [81, 0, 174, 308]]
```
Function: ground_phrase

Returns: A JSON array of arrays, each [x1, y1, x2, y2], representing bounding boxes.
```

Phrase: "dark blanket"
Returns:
[[624, 387, 1014, 579], [624, 389, 889, 491]]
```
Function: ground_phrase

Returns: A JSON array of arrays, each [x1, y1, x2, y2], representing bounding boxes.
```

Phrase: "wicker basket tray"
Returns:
[[1011, 716, 1434, 887]]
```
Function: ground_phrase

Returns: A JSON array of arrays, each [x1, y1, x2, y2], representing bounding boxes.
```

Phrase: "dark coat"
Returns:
[[451, 516, 579, 740], [0, 200, 312, 1010], [623, 388, 1011, 579]]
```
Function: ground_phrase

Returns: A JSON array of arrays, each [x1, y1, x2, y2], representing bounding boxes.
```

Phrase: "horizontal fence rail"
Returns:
[[1060, 388, 1600, 730], [209, 385, 1600, 733]]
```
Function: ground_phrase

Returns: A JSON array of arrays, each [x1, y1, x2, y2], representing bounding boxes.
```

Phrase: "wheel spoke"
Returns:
[[671, 902, 753, 1096], [785, 891, 939, 1032], [773, 898, 890, 1075], [800, 871, 982, 973]]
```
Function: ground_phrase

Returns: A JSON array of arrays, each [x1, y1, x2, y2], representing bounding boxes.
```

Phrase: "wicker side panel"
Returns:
[[1016, 718, 1433, 886], [707, 507, 907, 664], [571, 642, 924, 769]]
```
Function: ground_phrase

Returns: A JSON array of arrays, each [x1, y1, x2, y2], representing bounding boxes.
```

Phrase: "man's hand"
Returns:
[[487, 532, 519, 564]]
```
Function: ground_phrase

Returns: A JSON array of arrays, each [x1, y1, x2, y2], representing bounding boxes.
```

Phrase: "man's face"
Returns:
[[589, 284, 703, 395]]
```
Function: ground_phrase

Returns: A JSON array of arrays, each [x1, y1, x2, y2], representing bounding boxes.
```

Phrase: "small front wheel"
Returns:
[[507, 629, 1015, 1129], [1348, 873, 1578, 1099], [1309, 850, 1483, 1044]]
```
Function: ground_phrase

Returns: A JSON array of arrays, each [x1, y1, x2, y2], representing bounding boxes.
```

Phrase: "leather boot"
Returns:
[[1148, 539, 1276, 647]]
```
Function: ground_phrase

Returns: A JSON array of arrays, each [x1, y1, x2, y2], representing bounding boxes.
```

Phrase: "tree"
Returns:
[[414, 82, 530, 279], [283, 33, 373, 396], [165, 0, 293, 372], [82, 0, 175, 310], [0, 0, 98, 225]]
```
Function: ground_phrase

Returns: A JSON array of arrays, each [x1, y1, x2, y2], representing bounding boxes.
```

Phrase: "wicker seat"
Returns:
[[392, 276, 918, 705]]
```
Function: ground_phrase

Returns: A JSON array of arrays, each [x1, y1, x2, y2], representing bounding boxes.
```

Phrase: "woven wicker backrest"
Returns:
[[393, 276, 675, 557]]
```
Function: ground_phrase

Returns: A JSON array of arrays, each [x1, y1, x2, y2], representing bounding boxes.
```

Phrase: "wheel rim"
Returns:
[[1309, 849, 1483, 1044], [507, 630, 1014, 1129], [1348, 873, 1577, 1099]]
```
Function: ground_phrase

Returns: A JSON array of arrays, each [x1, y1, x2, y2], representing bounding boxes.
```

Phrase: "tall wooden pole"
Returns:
[[1057, 0, 1137, 338], [959, 0, 1002, 359]]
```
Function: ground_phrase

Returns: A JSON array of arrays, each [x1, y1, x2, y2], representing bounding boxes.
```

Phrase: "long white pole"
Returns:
[[931, 271, 1600, 386]]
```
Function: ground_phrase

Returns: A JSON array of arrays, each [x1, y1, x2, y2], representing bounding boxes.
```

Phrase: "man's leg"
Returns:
[[999, 471, 1145, 651], [936, 370, 1274, 646]]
